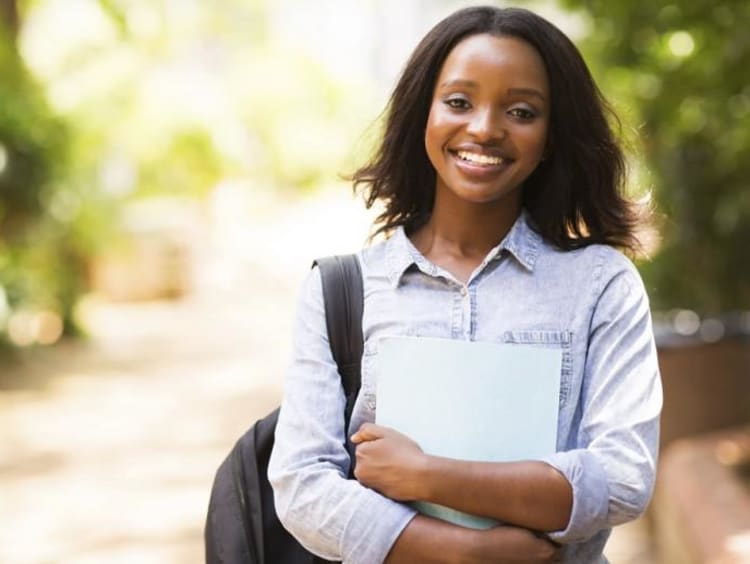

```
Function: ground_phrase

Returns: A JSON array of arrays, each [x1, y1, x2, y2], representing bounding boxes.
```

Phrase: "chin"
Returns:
[[454, 185, 521, 206]]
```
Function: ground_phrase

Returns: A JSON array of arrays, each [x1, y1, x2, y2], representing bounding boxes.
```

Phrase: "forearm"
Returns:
[[352, 424, 573, 532], [418, 457, 573, 531], [385, 515, 474, 564], [386, 515, 560, 564]]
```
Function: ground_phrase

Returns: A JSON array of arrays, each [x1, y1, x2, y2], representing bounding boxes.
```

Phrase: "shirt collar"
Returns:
[[384, 209, 542, 287], [502, 208, 541, 272]]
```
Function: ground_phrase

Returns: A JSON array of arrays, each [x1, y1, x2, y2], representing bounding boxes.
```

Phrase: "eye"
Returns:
[[508, 107, 536, 121], [443, 96, 471, 110]]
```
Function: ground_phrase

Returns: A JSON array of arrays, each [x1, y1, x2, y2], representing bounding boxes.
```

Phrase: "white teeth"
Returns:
[[456, 150, 504, 166]]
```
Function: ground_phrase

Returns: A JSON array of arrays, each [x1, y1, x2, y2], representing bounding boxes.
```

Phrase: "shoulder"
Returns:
[[358, 237, 387, 268], [301, 237, 394, 307], [541, 240, 642, 281], [358, 233, 400, 281], [537, 241, 648, 303]]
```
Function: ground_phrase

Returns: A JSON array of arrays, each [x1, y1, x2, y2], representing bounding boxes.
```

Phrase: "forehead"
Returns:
[[436, 33, 549, 94]]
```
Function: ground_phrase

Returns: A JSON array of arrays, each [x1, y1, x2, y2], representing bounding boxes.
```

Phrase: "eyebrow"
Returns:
[[439, 79, 477, 89], [438, 80, 547, 102], [507, 87, 547, 101]]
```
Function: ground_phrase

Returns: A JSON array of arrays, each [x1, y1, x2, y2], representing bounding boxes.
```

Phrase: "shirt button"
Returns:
[[460, 286, 468, 297]]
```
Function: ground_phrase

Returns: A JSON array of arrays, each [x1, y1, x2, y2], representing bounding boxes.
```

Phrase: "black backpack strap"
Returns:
[[313, 254, 363, 435]]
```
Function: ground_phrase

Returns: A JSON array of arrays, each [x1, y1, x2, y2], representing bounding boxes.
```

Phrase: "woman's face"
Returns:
[[424, 33, 550, 208]]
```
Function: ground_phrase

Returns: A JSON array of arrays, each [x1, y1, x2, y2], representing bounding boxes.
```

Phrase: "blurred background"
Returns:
[[0, 0, 748, 562]]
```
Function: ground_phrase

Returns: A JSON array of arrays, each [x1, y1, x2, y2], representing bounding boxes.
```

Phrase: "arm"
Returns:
[[540, 263, 662, 543], [385, 516, 560, 564], [352, 424, 572, 532], [268, 267, 415, 563]]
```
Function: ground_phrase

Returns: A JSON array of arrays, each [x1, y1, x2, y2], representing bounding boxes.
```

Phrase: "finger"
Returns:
[[350, 422, 384, 443], [544, 538, 563, 562]]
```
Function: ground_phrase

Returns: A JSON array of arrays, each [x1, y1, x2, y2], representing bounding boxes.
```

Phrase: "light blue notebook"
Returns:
[[375, 336, 561, 529]]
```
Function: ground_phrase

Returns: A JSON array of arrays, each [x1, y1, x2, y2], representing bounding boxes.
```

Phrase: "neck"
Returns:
[[411, 190, 521, 262]]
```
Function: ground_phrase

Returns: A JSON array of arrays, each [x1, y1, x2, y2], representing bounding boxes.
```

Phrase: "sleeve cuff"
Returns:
[[541, 449, 610, 543]]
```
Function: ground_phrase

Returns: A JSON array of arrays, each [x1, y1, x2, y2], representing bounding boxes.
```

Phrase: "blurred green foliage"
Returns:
[[0, 0, 377, 349], [562, 0, 750, 314], [0, 14, 86, 343]]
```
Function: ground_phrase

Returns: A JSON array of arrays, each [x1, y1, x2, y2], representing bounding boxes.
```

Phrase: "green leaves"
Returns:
[[563, 0, 750, 313]]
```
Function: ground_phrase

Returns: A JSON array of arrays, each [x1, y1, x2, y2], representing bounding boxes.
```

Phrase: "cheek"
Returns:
[[518, 124, 549, 160], [424, 108, 444, 163], [432, 113, 459, 132], [424, 105, 459, 157]]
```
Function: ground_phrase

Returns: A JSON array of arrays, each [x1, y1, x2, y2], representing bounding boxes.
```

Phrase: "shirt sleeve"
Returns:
[[268, 266, 417, 563], [542, 258, 663, 543]]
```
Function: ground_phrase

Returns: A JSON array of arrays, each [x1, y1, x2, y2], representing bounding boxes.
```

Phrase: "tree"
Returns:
[[0, 0, 81, 347], [561, 0, 750, 314]]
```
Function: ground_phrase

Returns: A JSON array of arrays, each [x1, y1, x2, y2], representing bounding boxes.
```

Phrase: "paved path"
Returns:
[[0, 190, 656, 563]]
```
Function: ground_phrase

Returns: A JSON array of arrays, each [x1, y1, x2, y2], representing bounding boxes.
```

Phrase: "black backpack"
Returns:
[[205, 255, 364, 564]]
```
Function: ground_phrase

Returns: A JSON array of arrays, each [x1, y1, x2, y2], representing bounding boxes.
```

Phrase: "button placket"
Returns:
[[460, 284, 471, 338]]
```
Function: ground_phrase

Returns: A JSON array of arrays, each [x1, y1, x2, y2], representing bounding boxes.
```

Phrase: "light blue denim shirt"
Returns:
[[269, 210, 662, 564]]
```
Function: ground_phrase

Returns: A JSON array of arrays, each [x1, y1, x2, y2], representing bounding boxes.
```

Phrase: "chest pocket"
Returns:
[[501, 330, 573, 408]]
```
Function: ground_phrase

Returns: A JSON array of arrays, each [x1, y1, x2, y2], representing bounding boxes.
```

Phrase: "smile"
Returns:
[[455, 150, 505, 166]]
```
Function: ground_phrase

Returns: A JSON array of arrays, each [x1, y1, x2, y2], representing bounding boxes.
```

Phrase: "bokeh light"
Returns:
[[667, 30, 695, 58], [6, 310, 64, 347]]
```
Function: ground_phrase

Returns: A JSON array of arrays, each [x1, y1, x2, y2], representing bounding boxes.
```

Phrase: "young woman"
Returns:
[[269, 6, 662, 563]]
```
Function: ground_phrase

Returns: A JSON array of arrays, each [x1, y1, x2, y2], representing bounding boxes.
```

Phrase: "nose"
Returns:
[[466, 107, 505, 142]]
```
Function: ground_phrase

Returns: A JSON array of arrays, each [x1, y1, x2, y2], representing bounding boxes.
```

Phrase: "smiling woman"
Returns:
[[269, 6, 661, 564]]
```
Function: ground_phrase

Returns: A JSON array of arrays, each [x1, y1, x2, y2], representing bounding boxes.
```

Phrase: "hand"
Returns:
[[350, 423, 428, 501], [470, 526, 562, 564]]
